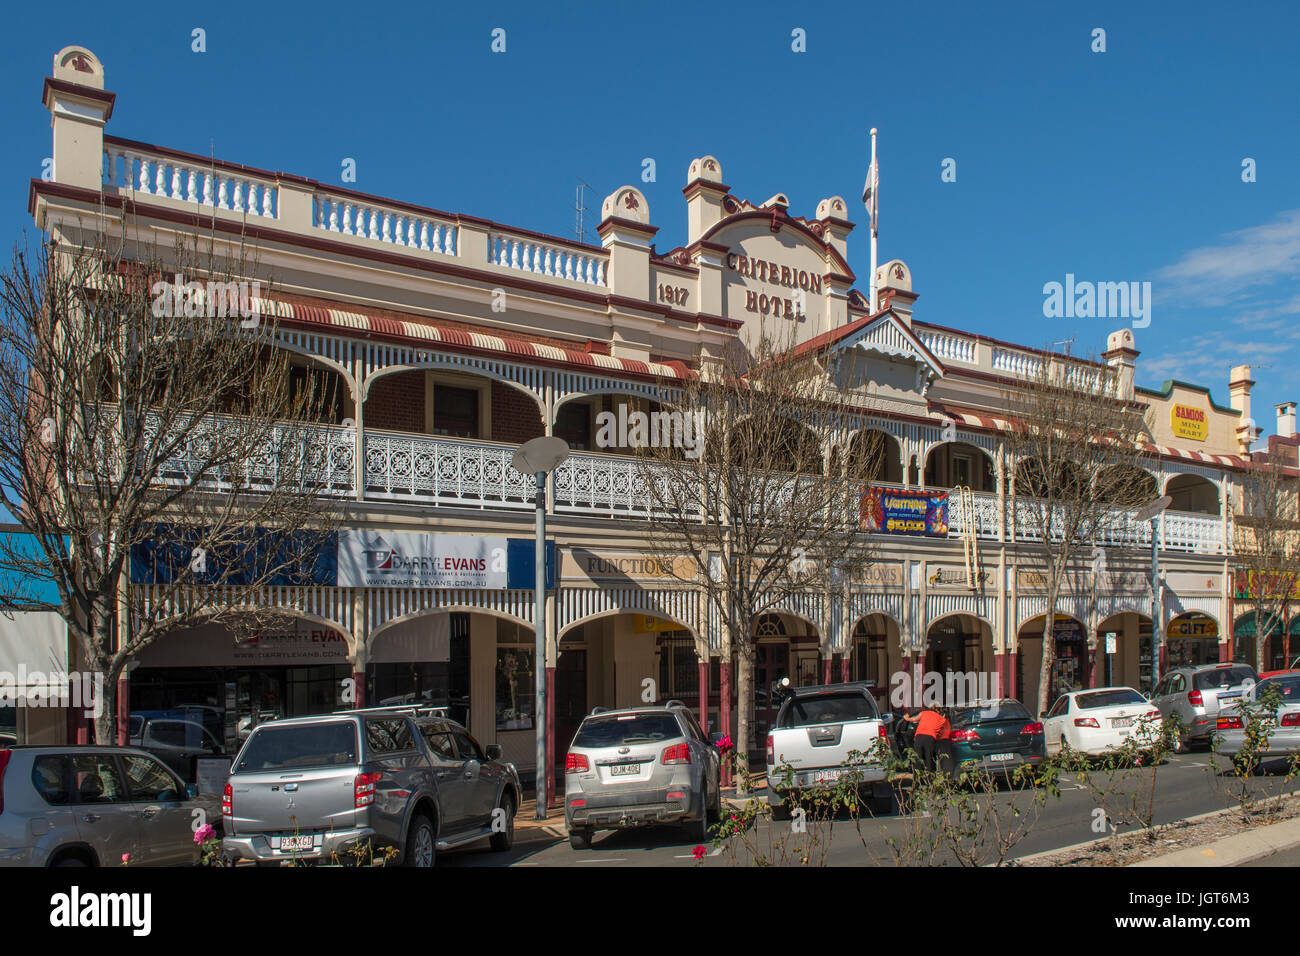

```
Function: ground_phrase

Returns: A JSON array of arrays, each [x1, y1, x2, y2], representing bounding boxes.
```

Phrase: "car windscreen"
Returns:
[[1076, 689, 1146, 710], [234, 721, 359, 773], [573, 714, 682, 748], [1194, 666, 1256, 691], [779, 692, 878, 728], [1257, 676, 1300, 702], [953, 701, 1032, 725]]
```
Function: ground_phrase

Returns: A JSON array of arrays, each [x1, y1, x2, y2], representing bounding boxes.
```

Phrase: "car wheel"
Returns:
[[490, 792, 515, 852], [52, 856, 88, 867], [404, 815, 436, 868], [569, 827, 592, 850]]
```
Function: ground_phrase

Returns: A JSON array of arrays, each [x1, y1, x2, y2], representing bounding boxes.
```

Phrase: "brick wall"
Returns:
[[491, 381, 543, 444], [366, 370, 425, 432]]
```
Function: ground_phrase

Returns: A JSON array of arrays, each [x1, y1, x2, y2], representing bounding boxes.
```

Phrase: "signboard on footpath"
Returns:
[[860, 487, 949, 536]]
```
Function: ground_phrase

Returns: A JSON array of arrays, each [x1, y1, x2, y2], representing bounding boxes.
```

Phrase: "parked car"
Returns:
[[130, 715, 225, 782], [0, 733, 15, 749], [948, 699, 1046, 776], [1259, 658, 1300, 680], [765, 681, 893, 816], [1151, 663, 1258, 749], [0, 745, 216, 866], [1216, 671, 1300, 761], [564, 701, 721, 850], [221, 706, 519, 867], [1042, 687, 1162, 756]]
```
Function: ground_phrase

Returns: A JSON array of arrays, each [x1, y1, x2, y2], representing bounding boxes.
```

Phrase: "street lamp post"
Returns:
[[1135, 495, 1172, 688], [512, 436, 570, 821]]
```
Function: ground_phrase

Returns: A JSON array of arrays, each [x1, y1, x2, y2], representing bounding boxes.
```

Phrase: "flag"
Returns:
[[862, 154, 878, 237]]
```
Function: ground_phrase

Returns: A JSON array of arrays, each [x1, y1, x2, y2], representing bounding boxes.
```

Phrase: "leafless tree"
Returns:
[[1001, 352, 1156, 716], [632, 327, 880, 791], [1232, 447, 1300, 672], [0, 219, 342, 742]]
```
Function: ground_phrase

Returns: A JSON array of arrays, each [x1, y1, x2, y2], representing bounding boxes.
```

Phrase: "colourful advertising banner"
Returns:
[[859, 487, 949, 537]]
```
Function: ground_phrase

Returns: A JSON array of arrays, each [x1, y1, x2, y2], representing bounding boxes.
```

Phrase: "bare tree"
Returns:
[[632, 328, 879, 791], [1232, 448, 1300, 672], [1001, 353, 1156, 716], [0, 219, 342, 742]]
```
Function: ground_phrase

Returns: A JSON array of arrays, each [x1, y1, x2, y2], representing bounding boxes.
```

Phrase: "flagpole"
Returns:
[[869, 127, 878, 314]]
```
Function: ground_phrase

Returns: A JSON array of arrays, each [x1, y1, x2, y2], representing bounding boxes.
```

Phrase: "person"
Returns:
[[903, 705, 950, 771]]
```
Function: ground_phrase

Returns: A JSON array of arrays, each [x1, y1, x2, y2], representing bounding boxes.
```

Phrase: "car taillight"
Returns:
[[766, 735, 774, 766], [0, 750, 10, 816], [354, 771, 382, 808], [569, 797, 586, 808], [565, 753, 589, 774], [1020, 723, 1044, 736], [222, 782, 232, 817], [661, 743, 691, 765], [1187, 690, 1203, 706], [1281, 713, 1300, 727], [1143, 710, 1160, 720], [1074, 718, 1100, 728], [951, 729, 979, 742], [1217, 715, 1244, 730]]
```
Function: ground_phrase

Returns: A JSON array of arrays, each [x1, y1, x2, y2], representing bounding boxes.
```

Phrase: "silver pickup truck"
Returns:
[[765, 682, 894, 817]]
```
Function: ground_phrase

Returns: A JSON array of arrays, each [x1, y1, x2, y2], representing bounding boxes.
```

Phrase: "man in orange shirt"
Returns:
[[904, 706, 951, 771]]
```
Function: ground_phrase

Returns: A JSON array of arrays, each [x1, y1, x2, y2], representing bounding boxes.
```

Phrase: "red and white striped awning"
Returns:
[[250, 296, 692, 382]]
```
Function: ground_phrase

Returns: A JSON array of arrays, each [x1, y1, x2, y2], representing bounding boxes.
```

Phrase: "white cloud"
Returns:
[[1156, 209, 1300, 306]]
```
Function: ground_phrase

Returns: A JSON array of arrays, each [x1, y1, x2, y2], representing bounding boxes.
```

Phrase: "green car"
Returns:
[[947, 699, 1046, 777]]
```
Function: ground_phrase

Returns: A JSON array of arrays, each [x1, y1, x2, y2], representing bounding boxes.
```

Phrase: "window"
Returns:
[[658, 635, 699, 699], [1193, 666, 1257, 691], [122, 754, 182, 801], [288, 365, 345, 422], [365, 718, 415, 754], [1076, 689, 1147, 710], [496, 621, 536, 731], [779, 692, 879, 728], [32, 755, 69, 806], [421, 728, 456, 760], [433, 385, 480, 439], [573, 714, 682, 747], [71, 755, 129, 804], [554, 401, 591, 450], [1046, 696, 1068, 719], [235, 721, 358, 773], [450, 729, 483, 761]]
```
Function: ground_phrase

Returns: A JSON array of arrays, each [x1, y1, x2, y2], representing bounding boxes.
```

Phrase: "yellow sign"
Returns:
[[1170, 404, 1208, 442], [632, 615, 687, 634], [1166, 615, 1218, 639]]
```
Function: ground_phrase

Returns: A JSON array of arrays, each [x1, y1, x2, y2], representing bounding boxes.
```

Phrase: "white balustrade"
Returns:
[[992, 347, 1044, 379], [918, 330, 976, 364], [364, 432, 532, 509], [1161, 510, 1223, 554], [946, 489, 1000, 540], [103, 146, 278, 219], [313, 194, 459, 256], [487, 232, 607, 287]]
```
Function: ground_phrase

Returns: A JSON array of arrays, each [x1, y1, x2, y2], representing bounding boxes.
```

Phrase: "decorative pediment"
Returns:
[[834, 310, 945, 380]]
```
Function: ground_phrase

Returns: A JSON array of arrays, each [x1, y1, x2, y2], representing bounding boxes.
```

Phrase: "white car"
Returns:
[[1042, 686, 1162, 756], [1217, 672, 1300, 760]]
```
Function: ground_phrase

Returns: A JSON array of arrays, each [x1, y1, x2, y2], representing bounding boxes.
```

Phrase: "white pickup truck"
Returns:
[[764, 681, 894, 816]]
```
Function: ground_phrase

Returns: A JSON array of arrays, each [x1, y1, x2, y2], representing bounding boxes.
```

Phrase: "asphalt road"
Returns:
[[438, 752, 1300, 867]]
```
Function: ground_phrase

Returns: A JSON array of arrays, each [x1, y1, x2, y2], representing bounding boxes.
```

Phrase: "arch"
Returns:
[[1164, 611, 1222, 669], [1014, 456, 1085, 499], [1094, 463, 1158, 504], [370, 603, 532, 645], [273, 339, 358, 401], [844, 428, 904, 484], [141, 606, 359, 659], [558, 607, 699, 645], [1164, 473, 1221, 515], [923, 441, 995, 492], [361, 361, 545, 410], [916, 612, 998, 706], [849, 611, 904, 702], [1094, 610, 1155, 691]]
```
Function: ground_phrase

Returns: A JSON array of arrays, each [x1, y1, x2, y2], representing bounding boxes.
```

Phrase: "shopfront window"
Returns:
[[496, 621, 535, 731], [658, 634, 699, 699]]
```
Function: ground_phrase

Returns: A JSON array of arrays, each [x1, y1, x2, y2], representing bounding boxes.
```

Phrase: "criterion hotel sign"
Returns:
[[1170, 404, 1208, 442], [726, 252, 821, 321]]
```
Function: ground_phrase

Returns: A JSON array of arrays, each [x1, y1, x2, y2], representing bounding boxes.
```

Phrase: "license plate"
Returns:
[[1112, 717, 1134, 728], [988, 753, 1016, 762], [609, 763, 639, 776], [810, 769, 842, 784], [280, 835, 313, 851]]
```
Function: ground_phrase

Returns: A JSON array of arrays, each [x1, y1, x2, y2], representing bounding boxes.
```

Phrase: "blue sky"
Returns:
[[2, 0, 1297, 441]]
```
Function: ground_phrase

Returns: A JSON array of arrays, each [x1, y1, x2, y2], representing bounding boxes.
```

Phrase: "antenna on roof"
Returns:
[[1053, 337, 1075, 356], [574, 182, 593, 245]]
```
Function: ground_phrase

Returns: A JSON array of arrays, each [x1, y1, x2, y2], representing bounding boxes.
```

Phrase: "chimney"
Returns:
[[875, 259, 916, 325], [1277, 402, 1297, 440], [815, 196, 852, 262], [1229, 365, 1258, 453], [1101, 328, 1139, 401], [683, 156, 727, 246], [43, 47, 114, 190]]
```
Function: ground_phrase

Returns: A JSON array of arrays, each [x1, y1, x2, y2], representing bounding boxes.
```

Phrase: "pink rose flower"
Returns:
[[692, 845, 706, 861], [194, 823, 215, 844], [121, 853, 130, 864]]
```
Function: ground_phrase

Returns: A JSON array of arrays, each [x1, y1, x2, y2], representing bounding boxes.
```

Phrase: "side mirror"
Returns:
[[880, 712, 895, 726], [708, 731, 725, 747], [484, 744, 503, 761]]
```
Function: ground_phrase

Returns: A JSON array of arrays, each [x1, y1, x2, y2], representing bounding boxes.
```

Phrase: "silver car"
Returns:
[[563, 701, 721, 850], [0, 745, 216, 866], [1151, 663, 1258, 749], [221, 706, 521, 866], [1216, 672, 1300, 761]]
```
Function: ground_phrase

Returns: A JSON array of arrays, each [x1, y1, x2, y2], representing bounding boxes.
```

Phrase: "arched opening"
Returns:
[[1165, 474, 1220, 516], [1016, 613, 1087, 711], [1165, 612, 1222, 668], [1094, 611, 1155, 693], [1231, 610, 1285, 671], [846, 430, 903, 485], [751, 611, 821, 727], [1014, 457, 1085, 499], [572, 393, 692, 457], [732, 417, 824, 476], [364, 368, 544, 444], [925, 442, 994, 492], [917, 614, 997, 706], [1094, 465, 1158, 505], [849, 613, 904, 706]]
